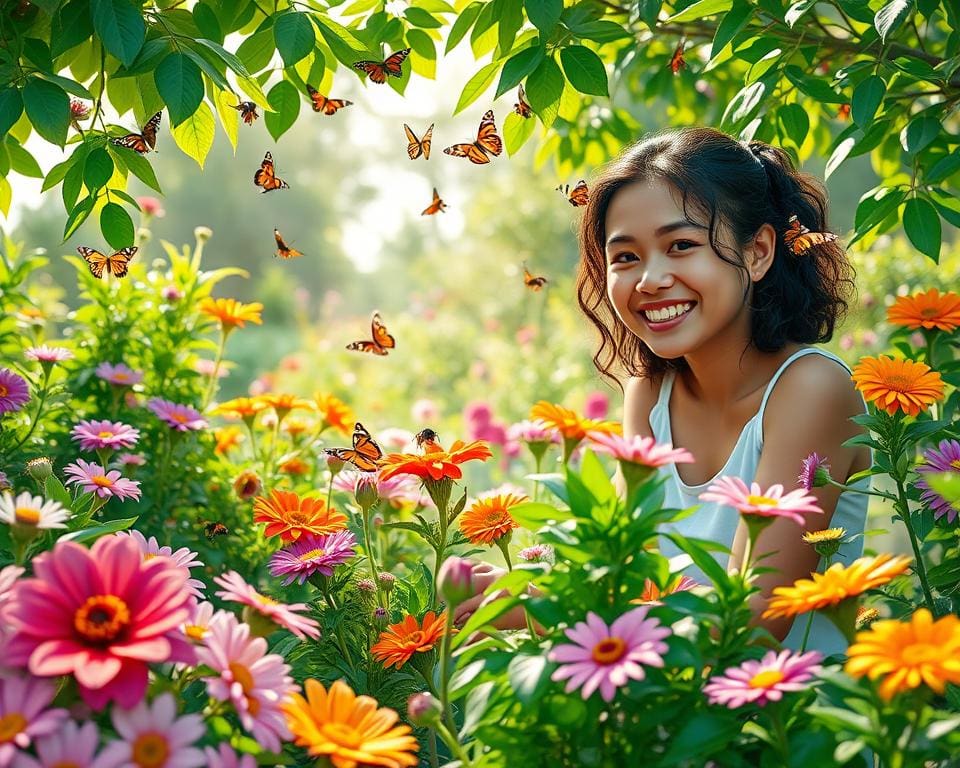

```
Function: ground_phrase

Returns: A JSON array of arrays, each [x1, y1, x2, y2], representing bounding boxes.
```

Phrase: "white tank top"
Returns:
[[649, 346, 872, 657]]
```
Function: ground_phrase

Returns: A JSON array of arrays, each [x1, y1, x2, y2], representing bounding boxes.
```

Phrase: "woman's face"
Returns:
[[604, 179, 752, 360]]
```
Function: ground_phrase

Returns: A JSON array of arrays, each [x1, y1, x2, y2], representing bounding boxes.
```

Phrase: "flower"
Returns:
[[437, 556, 474, 606], [0, 369, 30, 414], [406, 691, 442, 727], [214, 426, 245, 455], [587, 431, 695, 468], [204, 745, 257, 768], [798, 452, 832, 490], [117, 530, 205, 600], [181, 601, 222, 644], [282, 417, 314, 438], [14, 719, 104, 768], [94, 362, 143, 386], [214, 571, 321, 640], [333, 470, 424, 508], [856, 606, 881, 630], [0, 471, 9, 491], [548, 606, 671, 702], [584, 391, 610, 420], [69, 98, 91, 120], [194, 226, 212, 242], [529, 401, 621, 443], [257, 393, 315, 420], [914, 439, 960, 524], [518, 544, 555, 564], [507, 419, 560, 445], [0, 492, 70, 529], [763, 553, 912, 619], [63, 459, 142, 501], [636, 575, 699, 604], [4, 536, 195, 709], [314, 392, 354, 434], [886, 288, 960, 332], [95, 693, 205, 768], [370, 611, 448, 670], [118, 452, 146, 467], [25, 345, 73, 363], [199, 298, 263, 331], [377, 427, 415, 449], [851, 355, 944, 418], [70, 419, 140, 452], [412, 398, 441, 424], [161, 284, 183, 302], [213, 397, 269, 421], [0, 675, 69, 766], [269, 530, 357, 586], [379, 440, 493, 482], [801, 527, 847, 559], [233, 470, 262, 501], [699, 476, 823, 526], [193, 358, 229, 378], [703, 650, 823, 708], [845, 608, 960, 700], [136, 195, 165, 217], [283, 679, 418, 768], [147, 398, 207, 431], [459, 493, 525, 545], [253, 490, 347, 542], [279, 457, 310, 476]]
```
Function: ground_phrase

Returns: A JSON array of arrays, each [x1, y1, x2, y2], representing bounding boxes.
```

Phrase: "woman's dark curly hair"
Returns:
[[577, 126, 857, 389]]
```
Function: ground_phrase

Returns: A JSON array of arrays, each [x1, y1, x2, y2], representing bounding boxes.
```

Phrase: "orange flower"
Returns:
[[314, 392, 355, 435], [256, 393, 315, 420], [283, 417, 314, 438], [283, 679, 419, 768], [379, 440, 492, 482], [214, 425, 244, 455], [279, 457, 310, 476], [530, 401, 621, 442], [213, 397, 269, 420], [459, 493, 525, 545], [370, 611, 448, 670], [199, 297, 263, 330], [851, 355, 945, 418], [886, 288, 960, 332], [253, 489, 347, 541]]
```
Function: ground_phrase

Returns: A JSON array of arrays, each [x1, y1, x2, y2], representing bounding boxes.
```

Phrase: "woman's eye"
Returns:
[[609, 252, 637, 264], [672, 240, 698, 251]]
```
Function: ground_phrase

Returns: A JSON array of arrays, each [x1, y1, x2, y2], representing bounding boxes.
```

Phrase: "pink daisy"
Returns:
[[0, 369, 30, 415], [213, 571, 321, 640], [63, 460, 141, 501], [25, 346, 73, 364], [4, 536, 196, 709], [147, 399, 207, 432], [548, 606, 672, 702], [703, 649, 823, 708], [117, 453, 146, 467], [117, 530, 206, 599], [699, 476, 823, 526], [95, 693, 205, 768], [507, 419, 560, 444], [914, 439, 960, 524], [94, 363, 143, 387], [798, 452, 832, 491], [269, 530, 357, 586], [203, 745, 257, 768], [70, 420, 140, 452], [196, 613, 295, 753], [587, 431, 696, 468], [181, 601, 227, 645], [0, 675, 69, 766], [11, 719, 103, 768], [333, 470, 425, 507], [518, 544, 555, 564]]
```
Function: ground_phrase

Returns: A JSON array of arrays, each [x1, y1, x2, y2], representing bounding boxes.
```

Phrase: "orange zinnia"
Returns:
[[214, 425, 244, 454], [459, 493, 525, 545], [283, 679, 419, 768], [370, 611, 448, 670], [213, 396, 269, 420], [379, 440, 492, 482], [886, 288, 960, 332], [253, 489, 347, 542], [314, 392, 355, 435], [279, 457, 310, 476], [530, 401, 621, 441], [199, 297, 263, 330], [851, 355, 944, 418], [256, 393, 315, 420]]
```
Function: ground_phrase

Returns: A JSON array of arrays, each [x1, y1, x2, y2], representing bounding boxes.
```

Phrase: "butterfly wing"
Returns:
[[524, 267, 548, 291], [568, 180, 590, 207], [383, 48, 411, 77], [404, 123, 423, 160], [77, 246, 108, 279], [274, 229, 303, 259], [232, 102, 258, 124], [371, 312, 396, 351], [421, 123, 433, 160], [354, 60, 388, 84], [421, 188, 446, 215], [254, 152, 289, 193], [104, 247, 137, 278], [351, 422, 383, 467], [514, 83, 532, 118], [345, 340, 389, 355], [443, 142, 490, 164], [669, 42, 687, 75], [141, 112, 161, 149], [111, 132, 149, 154], [322, 98, 352, 115], [475, 110, 503, 156]]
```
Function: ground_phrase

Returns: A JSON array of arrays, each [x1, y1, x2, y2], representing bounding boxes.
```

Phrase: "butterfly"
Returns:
[[353, 48, 411, 84], [404, 123, 433, 160], [514, 83, 532, 118], [421, 187, 447, 216], [669, 39, 687, 75], [274, 229, 303, 259], [522, 263, 548, 291], [557, 179, 589, 207], [77, 246, 138, 279], [231, 101, 259, 125], [837, 103, 851, 120], [346, 311, 396, 356], [111, 111, 161, 154], [324, 422, 383, 472], [414, 428, 439, 449], [254, 151, 289, 193], [202, 520, 230, 540], [783, 215, 838, 256], [306, 85, 353, 115], [443, 110, 503, 164]]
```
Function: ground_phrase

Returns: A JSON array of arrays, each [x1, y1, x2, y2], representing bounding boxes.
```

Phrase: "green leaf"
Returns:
[[498, 0, 524, 55], [525, 0, 562, 34], [445, 1, 483, 53], [509, 501, 573, 528], [711, 1, 752, 58], [5, 139, 43, 178], [114, 146, 162, 192], [264, 80, 300, 141], [525, 55, 564, 127], [925, 153, 960, 185], [154, 52, 204, 127], [451, 595, 521, 650], [193, 2, 223, 42], [874, 0, 913, 42], [236, 28, 275, 73], [43, 476, 72, 507], [850, 186, 906, 245], [63, 195, 94, 240], [170, 100, 215, 168], [83, 147, 114, 190], [665, 0, 732, 22], [62, 163, 83, 211], [496, 45, 544, 98], [36, 73, 94, 100], [558, 45, 608, 97], [23, 77, 70, 147], [274, 12, 315, 68], [0, 88, 24, 139], [60, 516, 138, 543], [405, 7, 442, 27], [851, 75, 885, 127], [900, 115, 939, 155], [213, 86, 239, 152], [100, 202, 135, 248], [0, 176, 9, 218], [784, 0, 816, 26], [91, 0, 146, 67], [825, 135, 855, 180], [902, 197, 941, 262], [777, 103, 808, 147], [454, 62, 500, 115], [569, 20, 633, 42], [51, 0, 95, 57], [507, 654, 551, 705], [503, 110, 536, 155], [721, 80, 765, 130]]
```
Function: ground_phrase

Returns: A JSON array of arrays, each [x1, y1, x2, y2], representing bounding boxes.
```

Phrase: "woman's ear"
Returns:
[[747, 223, 778, 281]]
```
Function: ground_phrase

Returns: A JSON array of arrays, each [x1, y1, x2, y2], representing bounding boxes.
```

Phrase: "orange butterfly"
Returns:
[[514, 83, 532, 118], [421, 188, 447, 216], [783, 215, 838, 256], [254, 151, 289, 193], [346, 311, 396, 356], [274, 229, 303, 259], [111, 112, 161, 154], [77, 246, 138, 279], [837, 103, 851, 120], [557, 180, 589, 207], [669, 39, 687, 75], [443, 110, 502, 164], [231, 101, 259, 125], [404, 123, 433, 160], [353, 48, 411, 84], [523, 263, 548, 291], [324, 422, 383, 472], [306, 85, 353, 115]]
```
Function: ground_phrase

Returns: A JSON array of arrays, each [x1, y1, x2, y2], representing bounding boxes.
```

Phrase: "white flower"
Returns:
[[0, 492, 70, 529]]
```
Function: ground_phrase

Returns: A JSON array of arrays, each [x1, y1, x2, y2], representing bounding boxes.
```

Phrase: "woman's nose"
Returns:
[[635, 264, 672, 292]]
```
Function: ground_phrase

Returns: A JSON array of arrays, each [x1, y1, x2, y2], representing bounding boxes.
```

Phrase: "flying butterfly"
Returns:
[[783, 215, 838, 256], [522, 263, 549, 292], [324, 422, 383, 472], [253, 151, 289, 193], [513, 83, 532, 118], [346, 311, 396, 356], [274, 229, 303, 259], [421, 187, 447, 216], [669, 39, 687, 75], [557, 179, 589, 207], [231, 101, 259, 125], [306, 85, 353, 115], [77, 246, 138, 280], [443, 110, 503, 165], [111, 111, 161, 154], [353, 48, 411, 84], [404, 123, 433, 160]]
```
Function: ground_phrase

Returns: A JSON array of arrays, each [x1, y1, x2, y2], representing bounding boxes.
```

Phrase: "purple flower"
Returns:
[[915, 439, 960, 524], [0, 674, 70, 765], [703, 650, 823, 708], [798, 452, 832, 491], [268, 530, 357, 586], [147, 398, 207, 431], [25, 345, 74, 364], [63, 459, 142, 501], [70, 419, 140, 452], [0, 368, 30, 414], [94, 362, 143, 386]]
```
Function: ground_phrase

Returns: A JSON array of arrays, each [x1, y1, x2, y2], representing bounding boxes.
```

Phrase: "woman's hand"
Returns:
[[452, 561, 529, 631]]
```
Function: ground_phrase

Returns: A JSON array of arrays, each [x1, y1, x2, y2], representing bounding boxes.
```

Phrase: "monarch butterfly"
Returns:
[[274, 229, 303, 259], [404, 123, 433, 160], [669, 39, 687, 75], [522, 264, 548, 292], [231, 101, 259, 125], [443, 110, 502, 164], [353, 48, 411, 84], [346, 311, 396, 356], [421, 187, 447, 216], [254, 151, 289, 193], [783, 215, 838, 256], [414, 428, 439, 449], [111, 112, 161, 154], [306, 85, 353, 115], [514, 83, 532, 118], [203, 520, 230, 540], [557, 180, 589, 207], [325, 422, 383, 472], [77, 246, 138, 280]]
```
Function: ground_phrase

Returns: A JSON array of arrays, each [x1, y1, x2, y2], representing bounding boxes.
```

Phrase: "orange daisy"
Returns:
[[370, 611, 448, 670], [459, 493, 525, 545], [283, 679, 419, 768], [279, 457, 310, 476], [253, 489, 347, 542], [256, 393, 315, 421], [886, 288, 960, 332], [530, 401, 622, 441], [199, 297, 263, 331], [379, 440, 492, 482], [213, 396, 269, 421], [851, 355, 944, 418], [214, 425, 244, 455], [314, 392, 355, 435], [283, 417, 314, 438]]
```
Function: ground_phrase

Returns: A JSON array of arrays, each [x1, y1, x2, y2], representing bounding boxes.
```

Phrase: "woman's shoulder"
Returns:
[[623, 374, 664, 439], [765, 347, 867, 426]]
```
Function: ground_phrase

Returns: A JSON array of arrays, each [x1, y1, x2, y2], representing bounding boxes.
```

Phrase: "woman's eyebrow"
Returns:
[[606, 220, 706, 247]]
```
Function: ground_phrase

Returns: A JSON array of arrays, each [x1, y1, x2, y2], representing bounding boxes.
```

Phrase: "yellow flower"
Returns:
[[214, 426, 244, 455], [199, 297, 263, 330], [315, 392, 355, 435], [851, 355, 944, 418], [213, 397, 269, 421], [256, 393, 315, 421], [529, 401, 621, 442], [886, 288, 960, 332], [801, 528, 846, 544]]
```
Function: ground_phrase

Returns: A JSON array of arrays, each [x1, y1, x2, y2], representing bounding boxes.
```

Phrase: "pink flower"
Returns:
[[147, 399, 207, 432], [703, 650, 823, 708], [269, 530, 357, 586], [463, 401, 493, 427], [70, 419, 140, 452], [204, 745, 257, 768], [0, 369, 30, 414], [95, 693, 204, 768], [117, 453, 146, 467], [548, 606, 672, 702], [584, 391, 610, 420], [798, 452, 832, 491], [25, 346, 73, 364], [117, 530, 206, 599], [11, 719, 104, 768], [0, 675, 69, 766], [839, 333, 854, 351], [63, 460, 141, 501], [411, 398, 441, 424], [861, 330, 878, 347], [69, 98, 91, 120], [193, 359, 229, 378], [699, 476, 823, 526], [333, 470, 426, 507], [518, 544, 555, 564], [515, 325, 537, 345], [376, 428, 415, 450], [94, 363, 143, 387], [507, 420, 560, 444], [136, 196, 165, 217], [4, 536, 195, 709], [181, 601, 224, 644], [161, 285, 183, 302], [587, 431, 695, 468], [196, 613, 295, 753], [213, 571, 321, 640]]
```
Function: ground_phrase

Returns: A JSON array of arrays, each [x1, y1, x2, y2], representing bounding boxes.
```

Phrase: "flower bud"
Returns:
[[372, 606, 389, 628], [233, 470, 262, 501], [355, 578, 377, 598], [161, 285, 183, 303], [26, 457, 53, 482], [406, 692, 442, 727], [194, 226, 213, 243], [326, 454, 346, 476], [355, 473, 380, 511], [377, 572, 396, 594], [437, 556, 474, 607]]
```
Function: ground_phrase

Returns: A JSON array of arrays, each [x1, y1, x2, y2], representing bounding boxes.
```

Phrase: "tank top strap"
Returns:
[[756, 347, 854, 424], [654, 370, 677, 412]]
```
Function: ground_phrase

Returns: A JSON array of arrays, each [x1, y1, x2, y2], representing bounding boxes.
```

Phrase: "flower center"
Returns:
[[74, 594, 130, 641], [882, 374, 912, 391], [184, 624, 207, 641], [406, 630, 426, 645], [950, 460, 960, 471], [320, 722, 363, 749], [131, 732, 169, 768], [14, 505, 40, 525], [286, 511, 309, 525], [91, 475, 113, 487], [255, 593, 278, 607], [0, 712, 27, 743], [299, 548, 326, 561], [97, 430, 115, 439], [229, 662, 260, 715], [901, 643, 940, 665], [746, 494, 779, 507], [749, 669, 785, 688], [591, 637, 627, 664], [920, 307, 941, 318], [51, 762, 83, 768], [172, 412, 188, 423], [0, 385, 8, 397]]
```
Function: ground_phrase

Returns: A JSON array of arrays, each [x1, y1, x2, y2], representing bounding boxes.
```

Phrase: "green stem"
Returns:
[[532, 452, 543, 503], [264, 416, 281, 480], [10, 371, 51, 452], [326, 469, 335, 511], [434, 720, 473, 767], [360, 506, 384, 608], [201, 329, 228, 410], [426, 730, 440, 768], [893, 475, 936, 613], [768, 705, 790, 764], [438, 610, 461, 752], [322, 586, 354, 666]]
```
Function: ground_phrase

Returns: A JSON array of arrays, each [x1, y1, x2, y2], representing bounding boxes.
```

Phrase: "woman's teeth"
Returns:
[[642, 302, 694, 322]]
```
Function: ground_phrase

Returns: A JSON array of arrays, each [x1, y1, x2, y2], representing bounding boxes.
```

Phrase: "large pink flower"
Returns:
[[146, 398, 207, 432], [63, 460, 141, 501], [703, 649, 823, 708], [117, 530, 206, 599], [11, 719, 104, 768], [699, 475, 823, 526], [70, 419, 140, 452], [213, 571, 320, 640], [4, 536, 196, 709], [587, 431, 696, 468]]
